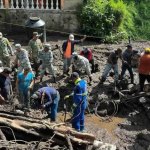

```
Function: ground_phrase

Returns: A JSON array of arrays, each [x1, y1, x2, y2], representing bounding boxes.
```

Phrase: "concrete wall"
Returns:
[[64, 0, 83, 10], [0, 9, 82, 35]]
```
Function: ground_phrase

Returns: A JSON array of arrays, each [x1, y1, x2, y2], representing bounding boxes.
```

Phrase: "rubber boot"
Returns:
[[131, 74, 134, 84], [39, 78, 43, 85], [89, 76, 92, 82]]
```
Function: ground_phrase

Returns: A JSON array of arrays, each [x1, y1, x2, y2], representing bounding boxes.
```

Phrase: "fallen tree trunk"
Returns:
[[0, 111, 95, 149]]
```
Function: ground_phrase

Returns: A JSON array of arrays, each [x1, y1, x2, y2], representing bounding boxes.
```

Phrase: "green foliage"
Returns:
[[77, 0, 150, 41]]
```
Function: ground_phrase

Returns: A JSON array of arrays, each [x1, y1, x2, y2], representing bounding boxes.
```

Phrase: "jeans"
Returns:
[[102, 63, 118, 82], [139, 73, 150, 91], [19, 90, 30, 108], [45, 93, 60, 121], [89, 59, 95, 72], [121, 65, 133, 83], [63, 57, 72, 73]]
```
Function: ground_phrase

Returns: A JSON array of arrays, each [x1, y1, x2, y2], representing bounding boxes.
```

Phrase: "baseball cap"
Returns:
[[70, 72, 79, 79], [127, 44, 132, 48], [33, 32, 39, 36], [15, 44, 21, 49], [71, 52, 78, 58], [83, 46, 88, 51], [2, 67, 12, 74], [31, 91, 41, 99], [0, 32, 2, 38], [44, 44, 51, 50]]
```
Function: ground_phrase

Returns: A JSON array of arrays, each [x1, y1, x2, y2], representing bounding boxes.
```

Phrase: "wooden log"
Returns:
[[65, 134, 73, 150], [0, 129, 6, 140]]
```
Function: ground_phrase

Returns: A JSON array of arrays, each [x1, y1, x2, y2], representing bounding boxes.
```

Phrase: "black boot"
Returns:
[[40, 78, 43, 82], [53, 76, 56, 83], [89, 76, 92, 82], [131, 75, 134, 84]]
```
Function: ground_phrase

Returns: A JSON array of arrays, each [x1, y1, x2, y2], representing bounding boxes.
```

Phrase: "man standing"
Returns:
[[65, 72, 87, 132], [101, 48, 123, 83], [31, 87, 60, 122], [16, 67, 34, 109], [0, 67, 12, 103], [28, 32, 43, 77], [14, 44, 34, 76], [0, 32, 13, 67], [72, 52, 92, 82], [62, 34, 86, 76], [38, 44, 56, 83], [80, 46, 95, 73], [121, 44, 139, 84], [139, 48, 150, 91]]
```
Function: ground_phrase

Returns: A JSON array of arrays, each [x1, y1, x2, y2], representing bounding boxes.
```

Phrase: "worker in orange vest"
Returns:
[[62, 34, 86, 76]]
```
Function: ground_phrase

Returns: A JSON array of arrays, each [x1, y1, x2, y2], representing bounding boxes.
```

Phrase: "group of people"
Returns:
[[0, 30, 150, 132], [0, 32, 94, 132], [101, 44, 150, 92]]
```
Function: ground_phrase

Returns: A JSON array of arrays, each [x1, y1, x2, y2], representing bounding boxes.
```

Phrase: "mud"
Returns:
[[2, 34, 150, 149]]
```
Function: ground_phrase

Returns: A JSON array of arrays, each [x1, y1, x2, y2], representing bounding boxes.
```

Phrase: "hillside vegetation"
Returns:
[[77, 0, 150, 42]]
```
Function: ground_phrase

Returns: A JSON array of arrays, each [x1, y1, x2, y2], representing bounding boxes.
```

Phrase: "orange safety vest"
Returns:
[[64, 41, 71, 58]]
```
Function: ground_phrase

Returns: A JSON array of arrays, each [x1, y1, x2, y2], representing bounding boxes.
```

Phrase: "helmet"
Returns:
[[145, 48, 150, 54], [71, 52, 78, 58], [69, 34, 74, 41]]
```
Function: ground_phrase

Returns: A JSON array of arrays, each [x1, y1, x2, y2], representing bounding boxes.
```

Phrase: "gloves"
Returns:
[[71, 103, 77, 114], [64, 95, 70, 100]]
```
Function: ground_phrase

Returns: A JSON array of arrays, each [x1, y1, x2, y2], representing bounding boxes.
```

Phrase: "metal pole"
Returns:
[[43, 25, 46, 43]]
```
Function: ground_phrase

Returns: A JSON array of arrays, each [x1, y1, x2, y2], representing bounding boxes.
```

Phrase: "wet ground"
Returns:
[[3, 34, 150, 149]]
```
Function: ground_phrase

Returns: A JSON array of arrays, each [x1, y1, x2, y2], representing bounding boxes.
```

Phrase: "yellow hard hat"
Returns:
[[145, 48, 150, 53]]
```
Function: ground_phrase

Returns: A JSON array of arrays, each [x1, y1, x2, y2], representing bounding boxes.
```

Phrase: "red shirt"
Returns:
[[139, 54, 150, 75]]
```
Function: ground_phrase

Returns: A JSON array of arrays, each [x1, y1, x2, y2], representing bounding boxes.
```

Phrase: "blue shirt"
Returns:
[[0, 74, 11, 98], [38, 87, 57, 107], [18, 72, 33, 90]]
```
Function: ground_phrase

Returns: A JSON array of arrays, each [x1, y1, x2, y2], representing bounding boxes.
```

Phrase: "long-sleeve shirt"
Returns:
[[38, 87, 57, 107], [80, 50, 93, 61], [123, 49, 138, 65], [62, 40, 81, 55], [15, 49, 29, 64], [73, 79, 87, 107], [72, 55, 89, 70]]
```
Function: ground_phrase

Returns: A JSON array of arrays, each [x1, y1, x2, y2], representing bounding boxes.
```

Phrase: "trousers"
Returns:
[[0, 56, 10, 67], [45, 93, 60, 121], [63, 57, 72, 73], [19, 90, 30, 108], [72, 102, 86, 132]]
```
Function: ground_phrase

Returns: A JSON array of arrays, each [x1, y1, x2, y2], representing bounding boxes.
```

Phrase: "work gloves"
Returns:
[[71, 103, 77, 114], [64, 95, 70, 99]]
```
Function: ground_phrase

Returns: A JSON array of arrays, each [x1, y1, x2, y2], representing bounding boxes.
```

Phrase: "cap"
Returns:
[[83, 46, 88, 51], [0, 67, 4, 73], [69, 34, 74, 41], [0, 32, 2, 38], [145, 48, 150, 53], [31, 91, 41, 99], [70, 72, 79, 79], [127, 44, 132, 47], [44, 44, 51, 50], [2, 67, 12, 74], [71, 52, 78, 58], [33, 32, 39, 36], [15, 44, 21, 50]]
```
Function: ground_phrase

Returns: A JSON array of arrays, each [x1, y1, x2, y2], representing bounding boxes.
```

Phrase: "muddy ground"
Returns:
[[2, 34, 150, 150]]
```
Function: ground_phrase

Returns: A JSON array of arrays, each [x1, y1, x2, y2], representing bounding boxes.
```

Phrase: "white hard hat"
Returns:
[[69, 34, 74, 41], [71, 52, 78, 58], [0, 61, 2, 64], [31, 94, 39, 99]]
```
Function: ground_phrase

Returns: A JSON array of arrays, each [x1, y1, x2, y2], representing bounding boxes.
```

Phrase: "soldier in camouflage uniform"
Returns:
[[14, 44, 34, 76], [0, 32, 13, 67], [28, 32, 43, 77], [38, 44, 56, 83]]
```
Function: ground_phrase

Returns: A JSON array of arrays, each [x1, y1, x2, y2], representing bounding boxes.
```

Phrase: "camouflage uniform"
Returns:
[[38, 47, 55, 80], [28, 38, 43, 76], [0, 37, 13, 67], [15, 48, 34, 76]]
